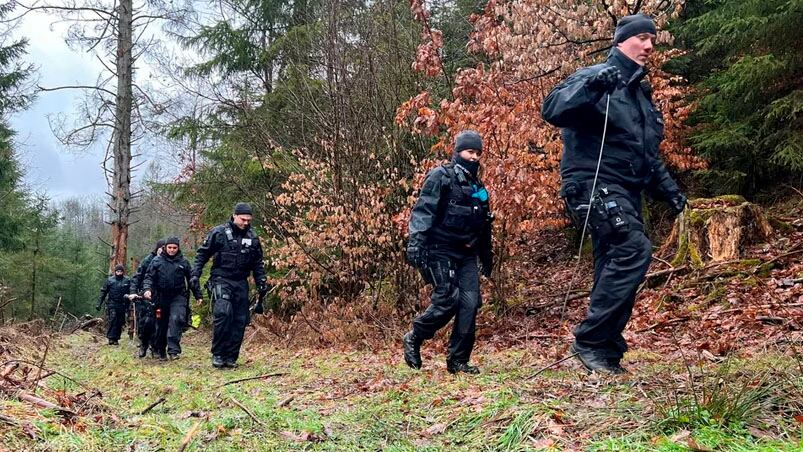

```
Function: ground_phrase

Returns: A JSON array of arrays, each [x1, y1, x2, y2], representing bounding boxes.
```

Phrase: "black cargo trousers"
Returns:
[[563, 182, 652, 361], [412, 247, 481, 364], [153, 291, 189, 356], [210, 277, 250, 363], [105, 302, 127, 341]]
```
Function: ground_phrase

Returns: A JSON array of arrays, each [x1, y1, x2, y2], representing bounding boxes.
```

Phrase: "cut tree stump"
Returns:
[[661, 195, 773, 268]]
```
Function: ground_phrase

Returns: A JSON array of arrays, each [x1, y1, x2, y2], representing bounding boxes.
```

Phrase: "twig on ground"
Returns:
[[230, 395, 266, 426], [278, 395, 295, 407], [68, 318, 101, 334], [528, 353, 579, 380], [140, 397, 166, 415], [177, 420, 202, 452], [636, 316, 691, 333], [217, 372, 287, 388]]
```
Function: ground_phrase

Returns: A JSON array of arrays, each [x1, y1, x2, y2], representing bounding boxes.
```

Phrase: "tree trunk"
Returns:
[[109, 0, 133, 270], [661, 196, 773, 268]]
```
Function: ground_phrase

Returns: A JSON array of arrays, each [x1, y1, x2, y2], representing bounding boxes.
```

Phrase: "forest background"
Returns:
[[0, 0, 800, 329]]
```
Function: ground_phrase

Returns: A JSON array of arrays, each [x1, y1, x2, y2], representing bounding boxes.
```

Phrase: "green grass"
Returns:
[[1, 332, 801, 450]]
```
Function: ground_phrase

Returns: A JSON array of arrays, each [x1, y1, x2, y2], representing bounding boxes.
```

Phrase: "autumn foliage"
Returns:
[[396, 0, 706, 299]]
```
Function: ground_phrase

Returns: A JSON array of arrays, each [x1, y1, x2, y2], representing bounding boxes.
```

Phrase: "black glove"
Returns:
[[258, 281, 270, 297], [189, 276, 200, 291], [668, 193, 688, 216], [589, 65, 622, 94], [95, 304, 102, 312], [479, 252, 494, 278], [253, 301, 264, 315], [405, 246, 428, 269]]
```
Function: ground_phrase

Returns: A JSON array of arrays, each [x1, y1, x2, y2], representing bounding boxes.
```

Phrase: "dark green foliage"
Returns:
[[670, 0, 803, 195]]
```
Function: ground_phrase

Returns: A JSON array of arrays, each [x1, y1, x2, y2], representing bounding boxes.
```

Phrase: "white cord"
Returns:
[[560, 93, 611, 323]]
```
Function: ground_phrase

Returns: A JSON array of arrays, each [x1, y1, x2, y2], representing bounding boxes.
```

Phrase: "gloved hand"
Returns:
[[589, 65, 622, 94], [405, 246, 428, 268], [253, 301, 264, 315], [258, 281, 270, 298], [189, 276, 200, 291], [668, 193, 688, 216], [479, 252, 494, 278], [95, 304, 102, 312]]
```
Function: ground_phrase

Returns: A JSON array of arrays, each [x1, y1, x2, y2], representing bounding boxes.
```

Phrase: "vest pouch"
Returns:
[[441, 202, 472, 232]]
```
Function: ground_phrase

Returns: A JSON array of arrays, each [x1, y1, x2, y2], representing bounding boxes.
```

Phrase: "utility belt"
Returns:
[[562, 181, 642, 239]]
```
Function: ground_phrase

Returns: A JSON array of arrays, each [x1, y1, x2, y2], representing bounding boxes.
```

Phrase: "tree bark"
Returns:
[[109, 0, 133, 270]]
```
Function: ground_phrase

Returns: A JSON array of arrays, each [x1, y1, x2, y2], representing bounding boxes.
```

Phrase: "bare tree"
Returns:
[[13, 0, 190, 269]]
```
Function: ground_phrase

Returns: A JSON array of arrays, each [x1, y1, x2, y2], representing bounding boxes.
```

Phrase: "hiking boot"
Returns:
[[606, 359, 628, 375], [157, 352, 167, 361], [212, 355, 225, 369], [138, 345, 148, 358], [570, 342, 618, 374], [168, 353, 180, 361], [223, 359, 238, 369], [402, 331, 422, 369], [108, 339, 119, 346], [447, 361, 480, 375]]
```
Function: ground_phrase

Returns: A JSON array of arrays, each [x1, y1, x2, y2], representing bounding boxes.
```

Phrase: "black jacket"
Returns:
[[541, 47, 680, 200], [130, 252, 156, 294], [143, 252, 202, 299], [98, 275, 131, 308], [408, 161, 493, 255], [192, 221, 267, 283]]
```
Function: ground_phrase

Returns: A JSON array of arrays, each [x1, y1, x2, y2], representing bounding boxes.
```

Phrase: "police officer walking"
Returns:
[[143, 237, 202, 360], [403, 130, 494, 375], [130, 239, 165, 358], [96, 264, 132, 345], [541, 14, 687, 374], [192, 203, 268, 369]]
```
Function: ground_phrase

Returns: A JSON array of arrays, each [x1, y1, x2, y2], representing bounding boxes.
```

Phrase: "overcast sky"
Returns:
[[8, 10, 111, 201]]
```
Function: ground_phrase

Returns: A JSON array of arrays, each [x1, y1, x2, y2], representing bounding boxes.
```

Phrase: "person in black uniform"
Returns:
[[96, 264, 132, 345], [130, 239, 165, 358], [143, 237, 202, 360], [192, 202, 269, 369], [541, 14, 687, 374], [403, 130, 494, 375]]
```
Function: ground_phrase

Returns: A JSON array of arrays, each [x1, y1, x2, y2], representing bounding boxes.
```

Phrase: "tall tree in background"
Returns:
[[15, 0, 189, 270], [669, 0, 803, 195], [0, 2, 32, 252]]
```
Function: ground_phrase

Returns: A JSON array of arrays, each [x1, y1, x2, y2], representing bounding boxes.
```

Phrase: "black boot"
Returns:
[[446, 361, 480, 375], [212, 355, 225, 369], [138, 344, 148, 358], [402, 331, 422, 369], [570, 342, 619, 374], [224, 359, 238, 369]]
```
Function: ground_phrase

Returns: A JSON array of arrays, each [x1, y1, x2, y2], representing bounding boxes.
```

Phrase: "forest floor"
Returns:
[[1, 199, 803, 450], [0, 327, 801, 451]]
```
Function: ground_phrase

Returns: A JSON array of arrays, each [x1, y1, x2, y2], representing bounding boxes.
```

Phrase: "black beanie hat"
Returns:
[[165, 236, 180, 247], [454, 130, 483, 154], [234, 202, 253, 215], [114, 264, 125, 272], [613, 14, 656, 45], [154, 239, 166, 252]]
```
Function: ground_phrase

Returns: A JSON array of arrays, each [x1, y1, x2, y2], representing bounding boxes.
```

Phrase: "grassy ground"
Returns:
[[1, 330, 802, 451]]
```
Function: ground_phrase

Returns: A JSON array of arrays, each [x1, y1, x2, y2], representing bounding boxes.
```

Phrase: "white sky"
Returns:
[[10, 11, 111, 201]]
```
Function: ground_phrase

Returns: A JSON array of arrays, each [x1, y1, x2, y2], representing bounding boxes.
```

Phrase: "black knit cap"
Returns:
[[165, 236, 180, 247], [454, 130, 483, 154], [233, 202, 253, 215], [613, 14, 656, 45], [114, 264, 125, 272]]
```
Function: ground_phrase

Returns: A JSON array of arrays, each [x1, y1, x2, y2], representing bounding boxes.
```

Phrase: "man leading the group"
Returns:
[[541, 14, 687, 374], [192, 203, 269, 369], [403, 130, 494, 375]]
